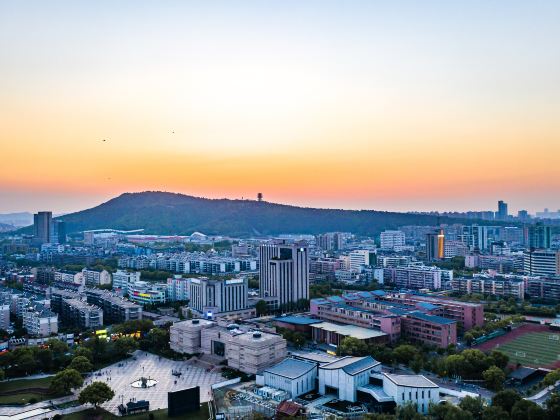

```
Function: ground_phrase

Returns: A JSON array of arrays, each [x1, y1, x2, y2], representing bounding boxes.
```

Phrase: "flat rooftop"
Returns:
[[311, 322, 388, 340], [273, 315, 322, 325]]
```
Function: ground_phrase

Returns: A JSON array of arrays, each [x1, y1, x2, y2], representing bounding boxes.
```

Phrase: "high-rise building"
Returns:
[[259, 240, 309, 307], [497, 200, 508, 220], [523, 250, 560, 277], [33, 211, 52, 244], [426, 229, 445, 261], [524, 223, 552, 249], [380, 230, 406, 250], [188, 277, 248, 317], [51, 220, 66, 244], [461, 225, 489, 251]]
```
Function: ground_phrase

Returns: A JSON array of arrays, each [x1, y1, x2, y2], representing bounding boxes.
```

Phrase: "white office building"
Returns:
[[188, 277, 247, 317], [167, 275, 190, 302], [380, 231, 406, 250]]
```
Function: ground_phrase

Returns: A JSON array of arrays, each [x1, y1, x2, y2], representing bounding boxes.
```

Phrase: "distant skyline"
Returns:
[[1, 1, 559, 214]]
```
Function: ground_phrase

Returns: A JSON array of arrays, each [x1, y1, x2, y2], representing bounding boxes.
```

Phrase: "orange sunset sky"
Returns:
[[1, 1, 559, 214]]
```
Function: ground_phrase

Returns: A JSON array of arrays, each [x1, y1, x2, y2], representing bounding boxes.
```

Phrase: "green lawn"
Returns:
[[61, 403, 209, 420], [0, 376, 53, 392], [0, 376, 57, 405], [496, 332, 560, 367]]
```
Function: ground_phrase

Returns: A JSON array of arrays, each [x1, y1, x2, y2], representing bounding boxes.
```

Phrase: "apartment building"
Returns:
[[82, 268, 112, 287], [22, 304, 58, 337], [84, 289, 142, 324], [128, 281, 167, 306], [112, 270, 141, 295], [60, 299, 103, 329], [166, 275, 189, 302], [391, 266, 452, 291], [450, 276, 525, 300]]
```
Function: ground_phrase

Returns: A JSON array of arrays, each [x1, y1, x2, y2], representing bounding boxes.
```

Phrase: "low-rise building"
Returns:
[[128, 281, 167, 306], [82, 268, 112, 287]]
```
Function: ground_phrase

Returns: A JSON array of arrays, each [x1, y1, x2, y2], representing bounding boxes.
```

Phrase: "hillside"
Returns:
[[39, 191, 473, 237]]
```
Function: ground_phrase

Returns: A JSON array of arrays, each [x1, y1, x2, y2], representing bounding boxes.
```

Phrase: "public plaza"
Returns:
[[83, 350, 224, 415]]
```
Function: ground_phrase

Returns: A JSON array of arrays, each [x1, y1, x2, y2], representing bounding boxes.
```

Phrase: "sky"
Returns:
[[1, 1, 559, 214]]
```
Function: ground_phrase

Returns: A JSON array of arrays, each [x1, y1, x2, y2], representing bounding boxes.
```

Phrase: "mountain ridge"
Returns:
[[30, 191, 489, 237]]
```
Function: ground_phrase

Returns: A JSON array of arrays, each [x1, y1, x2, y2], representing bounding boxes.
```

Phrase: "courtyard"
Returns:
[[82, 350, 224, 415]]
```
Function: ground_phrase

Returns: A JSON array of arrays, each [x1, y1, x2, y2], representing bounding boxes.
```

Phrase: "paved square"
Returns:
[[81, 351, 224, 415]]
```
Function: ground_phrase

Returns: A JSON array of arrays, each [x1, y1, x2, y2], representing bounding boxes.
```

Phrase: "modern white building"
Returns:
[[128, 281, 167, 305], [523, 250, 560, 277], [188, 277, 247, 317], [371, 373, 439, 414], [348, 250, 372, 272], [318, 356, 382, 402], [22, 305, 58, 337], [380, 231, 406, 250], [112, 270, 141, 295], [263, 358, 317, 398]]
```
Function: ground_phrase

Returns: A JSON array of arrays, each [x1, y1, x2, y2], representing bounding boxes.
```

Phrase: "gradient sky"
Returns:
[[1, 1, 559, 214]]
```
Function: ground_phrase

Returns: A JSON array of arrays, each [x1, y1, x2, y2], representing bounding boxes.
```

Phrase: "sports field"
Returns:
[[494, 331, 560, 368]]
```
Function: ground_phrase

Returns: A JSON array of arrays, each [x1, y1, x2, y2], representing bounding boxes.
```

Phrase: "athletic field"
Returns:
[[493, 331, 560, 368]]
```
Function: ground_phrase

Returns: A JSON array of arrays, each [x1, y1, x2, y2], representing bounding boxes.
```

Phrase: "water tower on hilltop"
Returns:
[[257, 193, 263, 202]]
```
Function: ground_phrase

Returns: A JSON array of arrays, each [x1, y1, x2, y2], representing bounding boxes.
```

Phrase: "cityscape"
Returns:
[[2, 2, 560, 420]]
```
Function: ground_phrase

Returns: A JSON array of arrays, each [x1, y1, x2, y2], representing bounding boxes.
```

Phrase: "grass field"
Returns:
[[495, 331, 560, 367], [0, 377, 57, 405], [61, 403, 210, 420]]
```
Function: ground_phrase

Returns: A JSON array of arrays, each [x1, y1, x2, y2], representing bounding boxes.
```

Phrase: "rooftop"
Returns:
[[321, 356, 380, 375], [311, 322, 389, 340], [273, 315, 322, 325], [406, 311, 456, 325], [264, 358, 316, 379], [383, 373, 438, 388]]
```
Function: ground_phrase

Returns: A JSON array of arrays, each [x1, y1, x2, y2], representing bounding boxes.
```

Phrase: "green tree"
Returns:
[[483, 366, 505, 391], [255, 300, 268, 316], [69, 356, 93, 373], [491, 390, 522, 414], [396, 402, 423, 420], [0, 368, 4, 381], [481, 406, 509, 420], [113, 336, 139, 357], [546, 392, 560, 418], [459, 395, 485, 419], [410, 355, 423, 374], [50, 369, 84, 395], [47, 338, 69, 355], [393, 345, 418, 365], [464, 332, 474, 346], [489, 350, 509, 370], [78, 382, 115, 408], [337, 337, 368, 356], [36, 348, 54, 371], [74, 346, 93, 362], [511, 399, 542, 420], [543, 369, 560, 386]]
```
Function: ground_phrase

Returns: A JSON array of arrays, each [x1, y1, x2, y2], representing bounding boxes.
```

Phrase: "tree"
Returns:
[[338, 337, 368, 356], [74, 346, 93, 362], [113, 336, 138, 357], [0, 368, 4, 381], [491, 390, 522, 414], [464, 332, 474, 346], [396, 402, 423, 420], [543, 369, 560, 386], [410, 356, 423, 374], [459, 395, 485, 419], [489, 350, 509, 370], [546, 392, 560, 418], [483, 366, 505, 391], [50, 369, 84, 395], [481, 406, 509, 420], [511, 399, 542, 420], [255, 300, 267, 316], [78, 382, 115, 408], [47, 338, 69, 356], [393, 345, 418, 365], [69, 356, 93, 373]]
